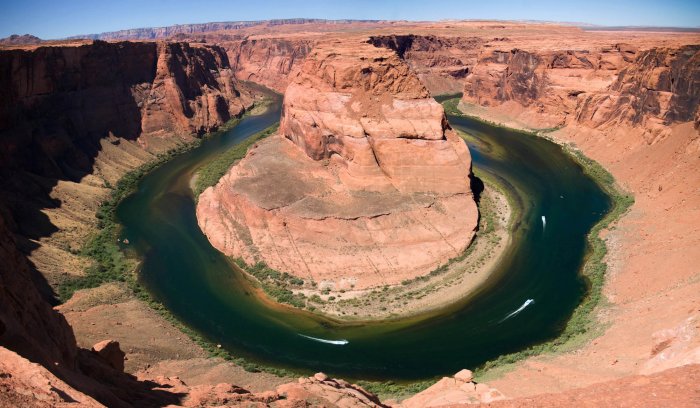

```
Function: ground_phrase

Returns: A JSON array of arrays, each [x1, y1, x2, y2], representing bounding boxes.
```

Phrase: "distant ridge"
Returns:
[[582, 25, 700, 33], [0, 34, 43, 45], [66, 18, 385, 40]]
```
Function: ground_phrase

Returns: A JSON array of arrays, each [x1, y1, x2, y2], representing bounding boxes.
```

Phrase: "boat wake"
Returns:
[[541, 215, 547, 231], [298, 334, 349, 345], [499, 299, 535, 323]]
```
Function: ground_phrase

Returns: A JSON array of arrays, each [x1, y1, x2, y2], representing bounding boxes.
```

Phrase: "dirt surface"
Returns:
[[58, 282, 288, 393]]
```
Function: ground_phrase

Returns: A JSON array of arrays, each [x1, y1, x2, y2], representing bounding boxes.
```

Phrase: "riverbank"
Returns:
[[449, 98, 700, 399], [58, 96, 299, 389], [433, 98, 634, 378]]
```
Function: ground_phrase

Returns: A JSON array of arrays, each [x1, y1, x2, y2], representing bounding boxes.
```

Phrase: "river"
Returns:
[[116, 94, 611, 381]]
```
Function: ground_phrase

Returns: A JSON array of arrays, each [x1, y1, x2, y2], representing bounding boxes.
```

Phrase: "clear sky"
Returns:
[[1, 0, 699, 39]]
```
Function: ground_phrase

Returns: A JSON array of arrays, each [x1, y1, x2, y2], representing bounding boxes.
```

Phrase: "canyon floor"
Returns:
[[1, 19, 699, 407]]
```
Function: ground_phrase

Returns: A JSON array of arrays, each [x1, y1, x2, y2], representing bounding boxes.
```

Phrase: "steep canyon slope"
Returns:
[[0, 40, 255, 289], [197, 40, 478, 289]]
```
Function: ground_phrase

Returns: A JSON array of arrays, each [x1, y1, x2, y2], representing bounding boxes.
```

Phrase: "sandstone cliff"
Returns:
[[226, 38, 313, 93], [575, 45, 700, 141], [197, 41, 478, 290], [0, 40, 254, 288], [369, 35, 483, 95], [458, 42, 700, 136]]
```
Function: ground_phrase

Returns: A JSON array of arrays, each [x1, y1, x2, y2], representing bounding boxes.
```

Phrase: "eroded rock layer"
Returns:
[[0, 40, 256, 287], [197, 41, 478, 289]]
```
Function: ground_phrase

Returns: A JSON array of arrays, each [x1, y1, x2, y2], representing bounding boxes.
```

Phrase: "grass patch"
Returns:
[[357, 379, 435, 401], [442, 96, 463, 117], [233, 258, 310, 309], [193, 124, 278, 198]]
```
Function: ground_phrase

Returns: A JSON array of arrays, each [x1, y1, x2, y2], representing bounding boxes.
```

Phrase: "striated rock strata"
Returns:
[[198, 41, 478, 289], [227, 38, 313, 93], [0, 40, 255, 287], [459, 43, 700, 138], [369, 34, 483, 95]]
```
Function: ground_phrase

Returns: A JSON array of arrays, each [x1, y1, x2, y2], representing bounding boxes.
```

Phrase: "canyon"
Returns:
[[0, 19, 699, 407]]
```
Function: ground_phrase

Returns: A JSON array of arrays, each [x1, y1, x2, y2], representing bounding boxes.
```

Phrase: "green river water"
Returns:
[[116, 94, 611, 381]]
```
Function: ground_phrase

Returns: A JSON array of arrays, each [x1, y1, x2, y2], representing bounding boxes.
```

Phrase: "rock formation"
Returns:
[[0, 39, 256, 287], [369, 35, 483, 95], [197, 40, 478, 289], [0, 34, 43, 45], [458, 42, 700, 137], [399, 369, 506, 406], [227, 38, 313, 93], [575, 45, 700, 141]]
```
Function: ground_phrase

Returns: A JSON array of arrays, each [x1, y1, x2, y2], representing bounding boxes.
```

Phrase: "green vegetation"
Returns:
[[193, 124, 279, 197], [442, 96, 463, 116], [357, 379, 435, 400], [57, 106, 303, 378], [439, 97, 636, 380], [233, 258, 309, 308], [58, 141, 203, 301]]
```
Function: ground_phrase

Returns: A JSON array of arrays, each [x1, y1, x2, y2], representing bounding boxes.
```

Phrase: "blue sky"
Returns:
[[1, 0, 699, 39]]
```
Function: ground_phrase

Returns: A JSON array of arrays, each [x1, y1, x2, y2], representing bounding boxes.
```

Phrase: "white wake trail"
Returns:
[[541, 215, 546, 231], [499, 299, 535, 323], [298, 334, 349, 345]]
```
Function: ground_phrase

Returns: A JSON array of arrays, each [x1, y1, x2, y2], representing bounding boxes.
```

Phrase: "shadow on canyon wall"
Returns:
[[0, 40, 251, 407]]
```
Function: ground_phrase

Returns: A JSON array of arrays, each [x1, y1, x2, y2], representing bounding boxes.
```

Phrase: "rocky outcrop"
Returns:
[[399, 369, 506, 406], [91, 340, 126, 372], [0, 34, 43, 46], [575, 45, 700, 141], [0, 347, 103, 407], [459, 43, 700, 136], [227, 38, 313, 93], [369, 35, 483, 95], [198, 41, 478, 289]]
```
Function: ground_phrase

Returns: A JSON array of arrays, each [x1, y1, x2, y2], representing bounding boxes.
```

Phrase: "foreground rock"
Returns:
[[91, 340, 126, 372], [197, 41, 478, 289], [399, 369, 505, 406]]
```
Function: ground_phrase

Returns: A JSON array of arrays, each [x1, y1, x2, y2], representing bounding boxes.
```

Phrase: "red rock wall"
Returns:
[[0, 213, 78, 370], [368, 34, 483, 95], [0, 40, 251, 178], [458, 43, 700, 135], [226, 38, 313, 93], [576, 45, 700, 139], [0, 38, 254, 371]]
